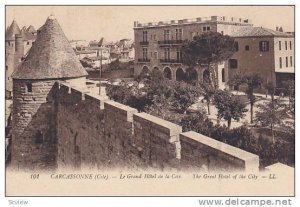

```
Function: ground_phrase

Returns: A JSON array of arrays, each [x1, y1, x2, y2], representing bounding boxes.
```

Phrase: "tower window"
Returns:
[[35, 130, 44, 144], [26, 83, 33, 92], [6, 65, 8, 71], [27, 41, 30, 45]]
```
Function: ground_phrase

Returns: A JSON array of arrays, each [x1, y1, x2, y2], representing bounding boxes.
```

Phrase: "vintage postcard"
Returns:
[[5, 5, 295, 197]]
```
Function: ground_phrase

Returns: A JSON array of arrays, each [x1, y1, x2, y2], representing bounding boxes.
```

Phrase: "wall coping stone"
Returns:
[[180, 131, 259, 162], [134, 112, 182, 137]]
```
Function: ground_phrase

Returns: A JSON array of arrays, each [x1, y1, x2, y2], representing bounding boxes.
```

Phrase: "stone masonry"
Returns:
[[54, 82, 259, 172]]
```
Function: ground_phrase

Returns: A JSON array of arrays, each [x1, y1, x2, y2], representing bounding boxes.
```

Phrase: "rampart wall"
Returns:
[[56, 82, 259, 171]]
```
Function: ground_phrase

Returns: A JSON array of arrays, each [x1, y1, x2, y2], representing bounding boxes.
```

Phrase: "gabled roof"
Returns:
[[231, 27, 294, 38], [6, 20, 21, 40], [12, 15, 88, 80]]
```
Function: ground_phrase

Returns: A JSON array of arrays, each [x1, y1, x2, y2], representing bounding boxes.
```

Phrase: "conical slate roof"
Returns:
[[6, 20, 21, 40], [12, 15, 88, 80], [26, 25, 36, 33]]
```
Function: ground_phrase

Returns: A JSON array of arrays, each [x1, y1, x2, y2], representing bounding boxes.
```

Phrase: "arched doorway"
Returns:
[[153, 67, 159, 72], [176, 68, 185, 81], [203, 70, 210, 84], [185, 68, 198, 83], [140, 66, 150, 78], [163, 67, 172, 80]]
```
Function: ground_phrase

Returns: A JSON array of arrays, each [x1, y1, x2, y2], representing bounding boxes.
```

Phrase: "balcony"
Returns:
[[158, 40, 183, 45], [137, 58, 150, 63], [160, 59, 183, 64], [139, 41, 149, 46]]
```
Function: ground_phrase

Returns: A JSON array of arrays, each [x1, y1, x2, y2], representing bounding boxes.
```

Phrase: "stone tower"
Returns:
[[11, 15, 88, 170], [5, 20, 21, 95]]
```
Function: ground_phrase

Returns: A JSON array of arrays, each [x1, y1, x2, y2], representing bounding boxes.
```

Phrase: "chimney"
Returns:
[[279, 27, 283, 32], [276, 26, 279, 31]]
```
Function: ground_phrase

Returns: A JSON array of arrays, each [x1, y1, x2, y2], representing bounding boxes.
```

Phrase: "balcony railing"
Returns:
[[140, 41, 149, 46], [158, 40, 183, 45], [137, 58, 150, 63], [160, 59, 183, 64]]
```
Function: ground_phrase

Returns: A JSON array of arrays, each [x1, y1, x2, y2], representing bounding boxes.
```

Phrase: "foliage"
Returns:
[[201, 83, 215, 115], [227, 72, 245, 91], [182, 32, 236, 67], [213, 90, 248, 129], [181, 109, 214, 137], [171, 81, 201, 114], [181, 32, 236, 87], [255, 98, 288, 143], [243, 74, 263, 123], [264, 82, 275, 101], [107, 59, 133, 70], [281, 80, 295, 116]]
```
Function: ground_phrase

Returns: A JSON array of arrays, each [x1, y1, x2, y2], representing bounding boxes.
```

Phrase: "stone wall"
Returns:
[[12, 79, 58, 170], [56, 82, 259, 171], [180, 131, 259, 171]]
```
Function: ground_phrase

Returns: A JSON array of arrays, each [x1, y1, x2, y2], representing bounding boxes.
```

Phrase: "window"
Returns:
[[279, 57, 282, 68], [164, 30, 170, 41], [245, 45, 250, 51], [5, 65, 8, 71], [221, 68, 225, 82], [175, 28, 183, 40], [279, 41, 281, 50], [142, 31, 148, 42], [26, 83, 32, 92], [234, 42, 239, 51], [153, 34, 156, 41], [27, 41, 30, 45], [259, 41, 269, 52], [229, 59, 238, 69], [285, 41, 287, 50], [142, 48, 148, 60], [176, 49, 182, 62], [290, 41, 292, 50], [285, 57, 288, 67], [154, 51, 158, 59], [202, 26, 211, 32], [164, 48, 170, 60], [35, 130, 43, 144], [290, 56, 293, 67]]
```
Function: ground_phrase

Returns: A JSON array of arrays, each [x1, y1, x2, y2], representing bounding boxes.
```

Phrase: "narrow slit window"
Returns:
[[26, 83, 32, 92]]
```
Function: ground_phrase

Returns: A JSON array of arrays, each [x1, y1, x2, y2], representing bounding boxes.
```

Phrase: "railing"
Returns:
[[158, 40, 183, 45], [137, 58, 150, 63], [140, 41, 149, 46], [160, 59, 182, 64]]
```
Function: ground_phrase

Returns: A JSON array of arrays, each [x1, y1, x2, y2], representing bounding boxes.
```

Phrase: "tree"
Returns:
[[244, 74, 263, 124], [228, 72, 245, 93], [255, 98, 288, 144], [171, 81, 201, 114], [281, 80, 295, 109], [213, 90, 248, 129], [201, 83, 215, 115], [182, 32, 236, 88], [180, 109, 214, 137], [264, 82, 275, 101]]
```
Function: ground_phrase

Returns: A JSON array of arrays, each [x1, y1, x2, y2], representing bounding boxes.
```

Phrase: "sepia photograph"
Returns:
[[4, 5, 295, 197]]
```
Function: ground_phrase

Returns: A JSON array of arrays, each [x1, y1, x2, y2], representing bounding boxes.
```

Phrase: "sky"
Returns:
[[6, 6, 294, 42]]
